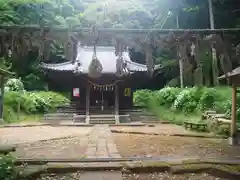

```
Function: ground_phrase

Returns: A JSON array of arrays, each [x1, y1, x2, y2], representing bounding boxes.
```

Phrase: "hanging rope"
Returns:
[[87, 79, 123, 90]]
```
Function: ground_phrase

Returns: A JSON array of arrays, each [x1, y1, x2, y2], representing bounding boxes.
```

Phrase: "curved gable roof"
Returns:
[[41, 46, 159, 73]]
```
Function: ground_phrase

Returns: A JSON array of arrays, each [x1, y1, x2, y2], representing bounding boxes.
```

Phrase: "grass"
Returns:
[[147, 99, 202, 126], [1, 113, 43, 125]]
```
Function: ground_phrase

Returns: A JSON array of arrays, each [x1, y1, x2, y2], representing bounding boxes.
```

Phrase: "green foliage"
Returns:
[[172, 87, 204, 113], [4, 91, 35, 113], [133, 89, 154, 107], [3, 91, 69, 123], [5, 78, 24, 92], [134, 86, 240, 127], [0, 154, 17, 180], [155, 87, 181, 106]]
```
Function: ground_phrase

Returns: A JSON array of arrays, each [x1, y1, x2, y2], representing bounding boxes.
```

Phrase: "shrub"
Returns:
[[133, 89, 154, 107], [3, 91, 70, 122], [28, 92, 51, 113], [4, 91, 35, 113], [155, 87, 181, 106], [4, 78, 24, 92], [0, 154, 17, 180], [4, 91, 36, 113], [198, 88, 219, 110], [34, 91, 70, 109], [3, 105, 17, 123], [173, 87, 204, 113]]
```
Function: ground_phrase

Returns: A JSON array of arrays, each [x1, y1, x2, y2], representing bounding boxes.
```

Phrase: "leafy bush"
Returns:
[[0, 154, 17, 180], [134, 86, 239, 124], [4, 92, 36, 113], [28, 92, 51, 113], [34, 91, 70, 109], [172, 87, 205, 113], [198, 88, 219, 110], [3, 105, 17, 123], [4, 78, 24, 92], [3, 91, 70, 122], [155, 87, 181, 106], [134, 86, 240, 134], [133, 89, 154, 107]]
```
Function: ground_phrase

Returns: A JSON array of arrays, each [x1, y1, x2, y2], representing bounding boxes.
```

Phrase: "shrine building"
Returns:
[[42, 43, 160, 124]]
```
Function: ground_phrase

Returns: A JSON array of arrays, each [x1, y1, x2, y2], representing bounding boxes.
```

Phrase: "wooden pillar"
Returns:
[[230, 82, 237, 145], [115, 84, 120, 124], [0, 75, 4, 122], [85, 83, 90, 124]]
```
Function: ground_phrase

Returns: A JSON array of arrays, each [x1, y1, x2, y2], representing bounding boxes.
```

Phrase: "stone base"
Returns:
[[85, 116, 90, 124], [0, 119, 4, 124], [228, 137, 240, 145], [115, 115, 120, 124]]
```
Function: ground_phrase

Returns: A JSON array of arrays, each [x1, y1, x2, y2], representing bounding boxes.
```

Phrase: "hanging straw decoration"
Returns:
[[73, 42, 83, 74], [87, 79, 123, 91], [88, 25, 103, 78], [116, 40, 128, 77]]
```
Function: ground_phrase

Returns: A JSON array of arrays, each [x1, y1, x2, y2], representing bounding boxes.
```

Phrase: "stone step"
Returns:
[[89, 120, 116, 124], [90, 115, 116, 119], [43, 113, 74, 121], [80, 171, 122, 180]]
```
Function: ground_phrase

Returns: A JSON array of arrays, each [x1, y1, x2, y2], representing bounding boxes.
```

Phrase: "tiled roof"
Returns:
[[41, 46, 159, 73]]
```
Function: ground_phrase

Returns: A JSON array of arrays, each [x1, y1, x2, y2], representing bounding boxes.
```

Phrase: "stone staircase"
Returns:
[[44, 103, 157, 124], [89, 115, 116, 124], [43, 113, 74, 121]]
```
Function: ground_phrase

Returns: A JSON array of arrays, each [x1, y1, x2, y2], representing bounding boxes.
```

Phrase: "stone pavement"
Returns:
[[84, 125, 121, 158], [80, 171, 122, 180]]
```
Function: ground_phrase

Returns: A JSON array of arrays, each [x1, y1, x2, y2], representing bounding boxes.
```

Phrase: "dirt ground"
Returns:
[[0, 126, 92, 145], [36, 172, 233, 180], [113, 134, 240, 159], [13, 135, 89, 159], [122, 172, 234, 180], [110, 124, 213, 136]]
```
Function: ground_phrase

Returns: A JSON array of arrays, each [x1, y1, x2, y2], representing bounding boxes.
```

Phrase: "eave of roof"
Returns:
[[41, 46, 159, 73], [218, 66, 240, 79]]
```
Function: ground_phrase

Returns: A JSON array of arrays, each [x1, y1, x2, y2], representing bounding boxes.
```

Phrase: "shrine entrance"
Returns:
[[90, 87, 115, 114]]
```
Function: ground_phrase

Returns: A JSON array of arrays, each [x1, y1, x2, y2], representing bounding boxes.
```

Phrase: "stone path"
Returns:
[[80, 171, 122, 180], [85, 125, 121, 158]]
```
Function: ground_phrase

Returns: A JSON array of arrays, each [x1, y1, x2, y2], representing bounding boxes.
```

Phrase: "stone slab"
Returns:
[[80, 171, 122, 180]]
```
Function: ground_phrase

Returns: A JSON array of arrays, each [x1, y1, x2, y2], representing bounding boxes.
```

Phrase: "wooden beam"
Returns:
[[230, 82, 237, 145], [115, 84, 119, 124], [85, 83, 90, 124], [0, 75, 4, 122], [1, 24, 240, 34]]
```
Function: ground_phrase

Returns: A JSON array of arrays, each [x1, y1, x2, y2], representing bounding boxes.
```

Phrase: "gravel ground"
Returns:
[[13, 135, 89, 159], [122, 172, 233, 180], [36, 172, 83, 180], [0, 126, 92, 145], [35, 172, 232, 180], [113, 134, 240, 159]]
